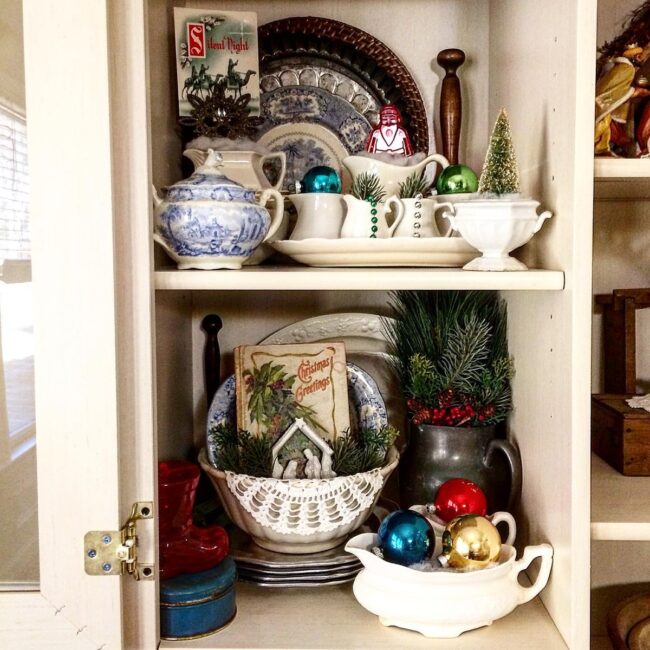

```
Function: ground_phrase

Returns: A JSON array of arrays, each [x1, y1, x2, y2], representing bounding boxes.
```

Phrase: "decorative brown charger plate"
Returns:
[[257, 17, 429, 191]]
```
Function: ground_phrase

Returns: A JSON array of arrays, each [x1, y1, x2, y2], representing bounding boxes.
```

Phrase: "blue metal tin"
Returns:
[[160, 557, 237, 640]]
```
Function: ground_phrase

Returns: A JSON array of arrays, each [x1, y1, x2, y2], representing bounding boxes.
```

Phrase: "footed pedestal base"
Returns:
[[463, 254, 528, 271], [379, 616, 492, 638]]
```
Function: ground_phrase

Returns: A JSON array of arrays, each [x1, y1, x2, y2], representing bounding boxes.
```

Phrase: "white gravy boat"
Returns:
[[346, 532, 553, 638], [342, 153, 449, 199]]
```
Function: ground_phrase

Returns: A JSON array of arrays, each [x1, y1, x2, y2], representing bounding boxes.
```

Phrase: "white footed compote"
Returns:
[[442, 197, 552, 271], [341, 195, 405, 238], [288, 193, 346, 240]]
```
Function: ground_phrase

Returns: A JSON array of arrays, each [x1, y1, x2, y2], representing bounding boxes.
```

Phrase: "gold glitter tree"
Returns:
[[478, 109, 520, 196]]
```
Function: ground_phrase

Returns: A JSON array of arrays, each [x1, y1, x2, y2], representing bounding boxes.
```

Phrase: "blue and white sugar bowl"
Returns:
[[153, 149, 284, 269]]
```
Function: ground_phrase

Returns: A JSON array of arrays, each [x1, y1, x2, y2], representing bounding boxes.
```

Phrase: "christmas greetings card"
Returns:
[[234, 343, 350, 441]]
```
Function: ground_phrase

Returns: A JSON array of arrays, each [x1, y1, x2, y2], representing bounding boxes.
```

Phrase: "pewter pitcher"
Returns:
[[399, 424, 522, 512]]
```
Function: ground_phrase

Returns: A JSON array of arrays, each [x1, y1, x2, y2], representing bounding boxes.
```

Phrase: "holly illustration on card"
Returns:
[[234, 343, 350, 441]]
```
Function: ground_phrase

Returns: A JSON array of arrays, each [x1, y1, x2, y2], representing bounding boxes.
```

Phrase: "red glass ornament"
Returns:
[[434, 478, 488, 523], [159, 460, 229, 579]]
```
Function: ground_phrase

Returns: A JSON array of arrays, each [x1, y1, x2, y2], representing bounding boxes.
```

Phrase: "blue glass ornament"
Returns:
[[301, 166, 342, 193], [378, 510, 435, 566], [436, 164, 479, 195]]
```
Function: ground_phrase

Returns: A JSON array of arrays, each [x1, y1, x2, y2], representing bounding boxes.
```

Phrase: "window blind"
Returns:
[[0, 107, 30, 261]]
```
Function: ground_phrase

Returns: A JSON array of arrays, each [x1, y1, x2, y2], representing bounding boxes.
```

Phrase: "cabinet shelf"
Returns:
[[159, 583, 566, 649], [594, 158, 650, 179], [153, 267, 565, 292], [594, 158, 650, 200], [591, 453, 650, 541]]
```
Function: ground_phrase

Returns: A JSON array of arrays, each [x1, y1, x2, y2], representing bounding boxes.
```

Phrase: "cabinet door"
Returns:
[[0, 2, 158, 648]]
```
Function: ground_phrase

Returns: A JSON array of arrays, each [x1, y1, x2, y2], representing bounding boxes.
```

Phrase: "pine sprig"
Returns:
[[210, 423, 398, 477], [384, 291, 513, 427], [350, 172, 386, 203], [398, 171, 431, 199], [436, 314, 491, 391], [209, 423, 274, 477], [332, 426, 398, 475]]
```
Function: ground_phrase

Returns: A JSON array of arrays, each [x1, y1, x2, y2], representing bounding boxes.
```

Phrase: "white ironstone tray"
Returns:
[[271, 237, 478, 267]]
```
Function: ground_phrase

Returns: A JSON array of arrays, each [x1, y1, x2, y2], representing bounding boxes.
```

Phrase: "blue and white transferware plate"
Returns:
[[206, 362, 387, 468]]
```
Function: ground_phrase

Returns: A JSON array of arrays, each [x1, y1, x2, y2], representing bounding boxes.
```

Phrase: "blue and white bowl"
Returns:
[[152, 149, 284, 270]]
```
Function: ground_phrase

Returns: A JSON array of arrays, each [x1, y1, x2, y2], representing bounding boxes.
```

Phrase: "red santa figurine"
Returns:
[[365, 104, 413, 156]]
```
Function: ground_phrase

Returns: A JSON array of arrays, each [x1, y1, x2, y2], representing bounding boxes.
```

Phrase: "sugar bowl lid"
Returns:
[[166, 149, 256, 203]]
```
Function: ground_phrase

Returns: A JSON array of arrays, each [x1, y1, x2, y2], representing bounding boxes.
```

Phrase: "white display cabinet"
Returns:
[[1, 0, 597, 648]]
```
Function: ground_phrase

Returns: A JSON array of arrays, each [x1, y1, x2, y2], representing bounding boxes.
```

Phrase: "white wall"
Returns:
[[0, 0, 25, 114]]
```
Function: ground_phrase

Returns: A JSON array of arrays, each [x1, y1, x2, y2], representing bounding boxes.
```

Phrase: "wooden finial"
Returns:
[[437, 49, 466, 165], [201, 314, 223, 410]]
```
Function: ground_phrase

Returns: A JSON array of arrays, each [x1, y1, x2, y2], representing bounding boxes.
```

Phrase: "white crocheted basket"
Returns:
[[198, 447, 399, 554]]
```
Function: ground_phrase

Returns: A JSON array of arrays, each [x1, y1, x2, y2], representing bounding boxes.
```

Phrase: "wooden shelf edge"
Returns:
[[591, 453, 650, 539], [591, 522, 650, 542], [153, 268, 565, 291], [594, 157, 650, 179]]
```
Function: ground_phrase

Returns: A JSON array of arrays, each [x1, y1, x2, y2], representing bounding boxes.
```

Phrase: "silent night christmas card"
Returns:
[[234, 343, 350, 442], [173, 8, 260, 117]]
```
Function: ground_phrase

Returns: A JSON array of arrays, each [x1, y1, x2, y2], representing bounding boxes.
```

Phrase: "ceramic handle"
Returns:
[[433, 202, 454, 237], [259, 189, 285, 242], [512, 544, 554, 604], [441, 206, 458, 232], [488, 511, 517, 546], [484, 438, 522, 512], [533, 210, 552, 234], [260, 151, 287, 191], [386, 196, 405, 237], [153, 232, 173, 256], [182, 148, 206, 170], [421, 153, 450, 172]]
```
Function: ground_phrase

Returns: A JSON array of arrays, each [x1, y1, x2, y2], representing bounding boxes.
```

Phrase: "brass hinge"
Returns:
[[84, 501, 154, 580]]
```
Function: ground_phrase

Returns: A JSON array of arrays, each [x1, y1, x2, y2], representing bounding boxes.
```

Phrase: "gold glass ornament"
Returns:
[[440, 514, 501, 570]]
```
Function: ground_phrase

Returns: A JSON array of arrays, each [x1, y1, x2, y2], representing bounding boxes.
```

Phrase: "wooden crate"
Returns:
[[592, 395, 650, 476]]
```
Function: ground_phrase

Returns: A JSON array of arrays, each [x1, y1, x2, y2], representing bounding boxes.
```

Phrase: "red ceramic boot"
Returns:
[[159, 460, 229, 580]]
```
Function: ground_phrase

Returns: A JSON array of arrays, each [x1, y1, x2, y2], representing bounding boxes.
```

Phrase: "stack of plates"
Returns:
[[230, 531, 366, 588]]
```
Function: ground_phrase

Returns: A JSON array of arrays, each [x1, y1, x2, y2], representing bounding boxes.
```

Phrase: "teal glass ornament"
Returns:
[[436, 164, 479, 195], [378, 510, 435, 566], [301, 166, 342, 193]]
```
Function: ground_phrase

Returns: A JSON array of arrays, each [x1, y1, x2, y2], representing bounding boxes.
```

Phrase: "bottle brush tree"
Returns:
[[478, 108, 520, 196]]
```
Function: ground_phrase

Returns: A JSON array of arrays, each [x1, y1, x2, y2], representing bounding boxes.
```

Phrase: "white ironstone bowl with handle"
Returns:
[[345, 532, 553, 638]]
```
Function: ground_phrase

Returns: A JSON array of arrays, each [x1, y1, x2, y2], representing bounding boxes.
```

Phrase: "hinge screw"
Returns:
[[102, 535, 112, 544], [87, 549, 97, 558], [102, 563, 112, 572]]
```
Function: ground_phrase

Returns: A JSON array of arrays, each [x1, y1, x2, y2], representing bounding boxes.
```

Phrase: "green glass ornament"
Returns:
[[436, 164, 479, 195], [301, 166, 342, 193]]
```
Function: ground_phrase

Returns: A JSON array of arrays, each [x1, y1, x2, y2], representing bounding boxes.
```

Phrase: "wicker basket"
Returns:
[[198, 447, 399, 554]]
